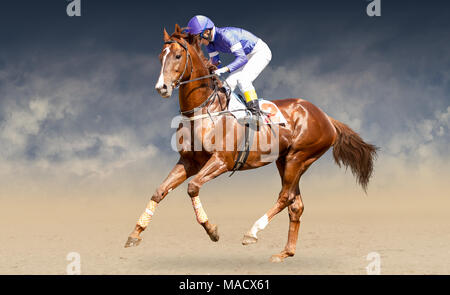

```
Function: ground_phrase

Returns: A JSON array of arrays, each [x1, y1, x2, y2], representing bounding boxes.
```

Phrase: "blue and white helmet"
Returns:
[[186, 15, 215, 35]]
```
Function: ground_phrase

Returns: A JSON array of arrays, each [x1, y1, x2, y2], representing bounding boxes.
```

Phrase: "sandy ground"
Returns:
[[1, 188, 449, 275]]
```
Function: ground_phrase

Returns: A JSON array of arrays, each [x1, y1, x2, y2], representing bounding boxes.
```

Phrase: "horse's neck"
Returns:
[[178, 47, 224, 114]]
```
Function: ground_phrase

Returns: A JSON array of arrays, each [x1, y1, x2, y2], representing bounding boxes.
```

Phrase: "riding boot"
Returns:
[[246, 99, 261, 116], [244, 89, 261, 114], [244, 89, 261, 129]]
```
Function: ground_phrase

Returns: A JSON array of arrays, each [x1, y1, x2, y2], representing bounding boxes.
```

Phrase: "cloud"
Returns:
[[0, 50, 173, 183], [0, 98, 49, 148], [245, 34, 449, 198], [0, 12, 448, 199], [255, 37, 450, 164]]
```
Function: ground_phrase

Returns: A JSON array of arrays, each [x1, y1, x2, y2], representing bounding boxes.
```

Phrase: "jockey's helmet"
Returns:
[[186, 15, 214, 35]]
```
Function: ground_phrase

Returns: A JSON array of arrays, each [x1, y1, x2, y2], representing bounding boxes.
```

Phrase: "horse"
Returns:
[[124, 24, 378, 262]]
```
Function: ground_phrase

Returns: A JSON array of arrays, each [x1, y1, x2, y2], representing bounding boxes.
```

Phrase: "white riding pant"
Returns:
[[225, 39, 272, 93]]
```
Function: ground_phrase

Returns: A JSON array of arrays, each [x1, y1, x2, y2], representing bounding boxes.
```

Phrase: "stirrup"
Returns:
[[246, 112, 262, 130]]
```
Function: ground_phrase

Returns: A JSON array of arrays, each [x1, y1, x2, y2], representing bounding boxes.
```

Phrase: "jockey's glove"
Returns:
[[213, 67, 230, 76]]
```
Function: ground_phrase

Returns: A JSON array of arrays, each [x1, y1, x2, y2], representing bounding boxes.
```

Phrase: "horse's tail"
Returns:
[[329, 117, 378, 192]]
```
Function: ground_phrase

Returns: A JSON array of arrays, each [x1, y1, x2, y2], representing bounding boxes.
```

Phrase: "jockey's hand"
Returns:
[[213, 67, 229, 76]]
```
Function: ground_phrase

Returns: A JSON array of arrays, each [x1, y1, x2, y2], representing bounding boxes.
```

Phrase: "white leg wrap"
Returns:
[[191, 196, 208, 224], [249, 214, 269, 238], [137, 200, 158, 228]]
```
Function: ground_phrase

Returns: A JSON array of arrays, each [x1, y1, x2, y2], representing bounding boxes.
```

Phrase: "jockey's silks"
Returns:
[[206, 27, 259, 73]]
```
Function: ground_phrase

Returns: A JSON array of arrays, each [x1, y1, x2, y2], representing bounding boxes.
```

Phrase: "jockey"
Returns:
[[186, 15, 272, 116]]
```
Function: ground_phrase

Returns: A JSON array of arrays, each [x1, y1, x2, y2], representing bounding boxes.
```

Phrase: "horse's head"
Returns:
[[155, 24, 199, 98]]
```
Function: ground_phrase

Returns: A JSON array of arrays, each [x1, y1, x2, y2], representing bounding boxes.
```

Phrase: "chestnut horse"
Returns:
[[124, 24, 378, 262]]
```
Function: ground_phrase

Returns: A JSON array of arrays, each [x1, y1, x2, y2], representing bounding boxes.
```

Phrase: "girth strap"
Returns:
[[229, 118, 256, 177]]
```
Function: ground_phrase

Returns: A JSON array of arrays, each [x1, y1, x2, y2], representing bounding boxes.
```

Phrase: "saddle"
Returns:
[[226, 91, 287, 125]]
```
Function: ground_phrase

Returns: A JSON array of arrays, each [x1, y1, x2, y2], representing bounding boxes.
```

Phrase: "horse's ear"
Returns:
[[175, 23, 181, 33], [163, 28, 170, 42]]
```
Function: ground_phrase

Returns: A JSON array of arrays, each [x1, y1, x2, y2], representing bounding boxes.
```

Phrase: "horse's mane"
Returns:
[[169, 26, 222, 87]]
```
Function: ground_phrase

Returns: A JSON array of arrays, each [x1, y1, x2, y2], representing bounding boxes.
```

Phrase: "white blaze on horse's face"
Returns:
[[155, 47, 172, 98]]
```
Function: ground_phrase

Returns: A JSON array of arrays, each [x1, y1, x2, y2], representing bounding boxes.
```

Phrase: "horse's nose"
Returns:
[[155, 82, 172, 98], [155, 82, 168, 91]]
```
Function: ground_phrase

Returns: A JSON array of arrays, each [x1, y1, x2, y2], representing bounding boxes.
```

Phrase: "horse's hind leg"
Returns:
[[269, 151, 326, 262], [242, 155, 301, 246], [242, 152, 315, 262], [270, 188, 304, 263]]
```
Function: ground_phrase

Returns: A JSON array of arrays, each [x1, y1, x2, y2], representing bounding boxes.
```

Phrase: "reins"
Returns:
[[165, 38, 255, 122], [179, 84, 220, 117], [176, 73, 218, 88], [163, 37, 266, 176], [165, 38, 225, 117], [165, 38, 217, 90]]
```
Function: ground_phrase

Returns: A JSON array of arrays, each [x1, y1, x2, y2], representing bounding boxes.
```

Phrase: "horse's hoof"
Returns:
[[270, 254, 284, 263], [124, 236, 142, 248], [208, 224, 219, 242], [242, 234, 257, 245]]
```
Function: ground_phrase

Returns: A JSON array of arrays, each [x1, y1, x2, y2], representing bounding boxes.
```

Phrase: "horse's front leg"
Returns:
[[124, 158, 196, 247], [187, 153, 228, 242]]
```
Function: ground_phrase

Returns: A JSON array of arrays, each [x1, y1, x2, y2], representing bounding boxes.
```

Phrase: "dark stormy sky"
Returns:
[[0, 0, 448, 197]]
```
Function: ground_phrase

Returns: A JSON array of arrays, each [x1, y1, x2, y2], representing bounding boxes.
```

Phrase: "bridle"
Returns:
[[164, 38, 218, 89], [163, 39, 193, 89], [161, 37, 267, 176], [162, 38, 222, 116]]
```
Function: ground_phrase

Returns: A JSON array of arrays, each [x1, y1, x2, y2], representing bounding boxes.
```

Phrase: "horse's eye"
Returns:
[[176, 54, 182, 59]]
